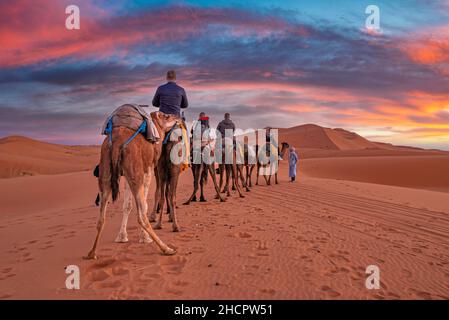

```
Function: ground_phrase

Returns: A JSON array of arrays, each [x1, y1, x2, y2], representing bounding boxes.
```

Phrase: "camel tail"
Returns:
[[110, 142, 122, 202]]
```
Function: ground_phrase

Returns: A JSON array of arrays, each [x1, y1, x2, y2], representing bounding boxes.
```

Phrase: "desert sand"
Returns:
[[1, 126, 449, 300]]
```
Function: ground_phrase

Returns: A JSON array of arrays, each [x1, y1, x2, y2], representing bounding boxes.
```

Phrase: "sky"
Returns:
[[0, 0, 448, 149]]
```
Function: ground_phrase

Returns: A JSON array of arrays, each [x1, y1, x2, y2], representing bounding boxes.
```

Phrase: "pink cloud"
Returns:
[[0, 2, 310, 67]]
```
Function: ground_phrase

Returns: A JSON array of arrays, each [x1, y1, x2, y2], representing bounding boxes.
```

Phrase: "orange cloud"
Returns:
[[397, 26, 449, 75]]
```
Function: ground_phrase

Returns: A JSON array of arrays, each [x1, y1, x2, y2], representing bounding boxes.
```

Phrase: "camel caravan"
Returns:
[[85, 71, 289, 260]]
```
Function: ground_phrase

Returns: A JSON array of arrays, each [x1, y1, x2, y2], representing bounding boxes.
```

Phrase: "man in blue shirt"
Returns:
[[152, 70, 188, 117]]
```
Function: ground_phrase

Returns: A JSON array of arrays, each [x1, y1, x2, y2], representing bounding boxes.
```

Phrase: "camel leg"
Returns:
[[134, 185, 175, 255], [149, 170, 160, 222], [232, 164, 245, 198], [265, 174, 270, 185], [239, 165, 250, 192], [184, 165, 200, 205], [165, 183, 170, 215], [256, 163, 260, 185], [167, 183, 173, 222], [84, 187, 111, 260], [168, 174, 181, 232], [274, 161, 279, 184], [115, 181, 132, 243], [248, 165, 254, 188], [209, 164, 225, 202], [224, 165, 231, 197], [154, 179, 166, 230], [139, 173, 153, 243], [218, 164, 225, 193], [200, 165, 207, 202]]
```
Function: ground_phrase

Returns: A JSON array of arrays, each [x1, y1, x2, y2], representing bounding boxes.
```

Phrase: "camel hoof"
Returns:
[[172, 226, 181, 232], [139, 237, 153, 244], [163, 247, 176, 255], [200, 198, 207, 202], [154, 224, 162, 230], [114, 233, 129, 243], [83, 252, 97, 260], [240, 195, 245, 198], [149, 215, 156, 222]]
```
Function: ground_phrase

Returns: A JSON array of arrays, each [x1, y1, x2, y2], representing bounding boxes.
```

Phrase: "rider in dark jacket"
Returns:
[[152, 70, 188, 117], [217, 113, 235, 137]]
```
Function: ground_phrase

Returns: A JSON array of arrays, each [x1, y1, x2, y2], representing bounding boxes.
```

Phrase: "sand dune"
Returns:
[[279, 124, 379, 151], [302, 156, 449, 192], [279, 124, 448, 157], [0, 136, 99, 178]]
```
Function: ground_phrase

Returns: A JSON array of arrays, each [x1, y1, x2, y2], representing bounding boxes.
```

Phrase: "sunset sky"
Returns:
[[0, 0, 448, 149]]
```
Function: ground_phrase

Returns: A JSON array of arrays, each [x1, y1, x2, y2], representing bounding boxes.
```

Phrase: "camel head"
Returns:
[[280, 142, 289, 157], [151, 111, 181, 132]]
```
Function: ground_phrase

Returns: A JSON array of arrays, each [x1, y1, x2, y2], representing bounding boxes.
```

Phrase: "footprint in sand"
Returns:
[[98, 280, 122, 289], [259, 288, 276, 295], [321, 285, 341, 298], [111, 266, 130, 276], [89, 269, 110, 282], [159, 256, 187, 274], [2, 268, 12, 274], [237, 232, 252, 239], [92, 258, 117, 269], [173, 280, 190, 287], [409, 289, 432, 300], [329, 253, 350, 263], [255, 240, 268, 250]]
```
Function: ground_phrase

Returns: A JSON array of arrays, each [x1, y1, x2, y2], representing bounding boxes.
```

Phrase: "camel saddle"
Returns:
[[101, 104, 160, 143]]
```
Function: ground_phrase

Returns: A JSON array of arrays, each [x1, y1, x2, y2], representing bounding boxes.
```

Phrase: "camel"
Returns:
[[150, 136, 183, 232], [85, 111, 181, 260], [243, 143, 256, 188], [184, 141, 225, 205], [217, 138, 248, 198], [116, 123, 189, 239], [115, 134, 183, 242], [255, 141, 289, 186]]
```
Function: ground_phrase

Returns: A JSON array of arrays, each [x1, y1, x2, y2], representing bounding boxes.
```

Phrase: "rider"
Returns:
[[152, 70, 188, 117], [217, 112, 235, 138], [152, 70, 190, 170], [191, 112, 207, 136]]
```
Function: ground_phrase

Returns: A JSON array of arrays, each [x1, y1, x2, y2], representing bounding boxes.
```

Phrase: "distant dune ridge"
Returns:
[[278, 124, 445, 154], [279, 124, 377, 150], [0, 135, 99, 178]]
